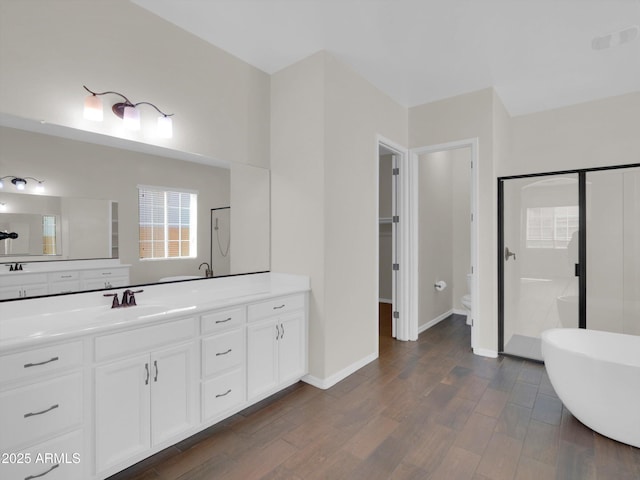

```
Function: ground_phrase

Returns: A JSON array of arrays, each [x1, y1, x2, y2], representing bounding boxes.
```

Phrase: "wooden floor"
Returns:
[[108, 315, 640, 480]]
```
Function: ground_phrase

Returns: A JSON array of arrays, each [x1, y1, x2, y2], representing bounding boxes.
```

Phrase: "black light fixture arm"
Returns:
[[83, 85, 133, 106], [133, 101, 174, 118], [83, 85, 173, 117], [0, 175, 44, 183]]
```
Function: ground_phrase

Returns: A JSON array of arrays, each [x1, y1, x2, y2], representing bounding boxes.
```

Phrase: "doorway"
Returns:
[[407, 139, 479, 349], [378, 141, 404, 339]]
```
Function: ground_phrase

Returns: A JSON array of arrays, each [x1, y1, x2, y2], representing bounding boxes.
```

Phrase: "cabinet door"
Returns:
[[22, 283, 49, 298], [95, 354, 151, 473], [277, 312, 306, 385], [247, 318, 278, 400], [150, 343, 197, 446]]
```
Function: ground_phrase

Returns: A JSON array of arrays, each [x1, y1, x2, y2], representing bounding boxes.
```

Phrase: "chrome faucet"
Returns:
[[199, 262, 213, 278], [8, 262, 23, 271]]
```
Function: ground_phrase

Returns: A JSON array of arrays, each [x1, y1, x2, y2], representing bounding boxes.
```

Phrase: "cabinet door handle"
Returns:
[[25, 463, 60, 479], [215, 317, 232, 324], [276, 324, 280, 340], [215, 389, 232, 398], [273, 304, 285, 310], [24, 404, 59, 418], [24, 356, 59, 368], [144, 363, 150, 385], [216, 349, 232, 356], [154, 360, 159, 382], [280, 323, 285, 339]]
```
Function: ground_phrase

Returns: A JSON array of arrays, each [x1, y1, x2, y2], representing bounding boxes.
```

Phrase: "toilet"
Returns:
[[461, 273, 472, 325]]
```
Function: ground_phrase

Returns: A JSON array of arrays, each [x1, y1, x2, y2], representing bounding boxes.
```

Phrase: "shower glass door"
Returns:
[[500, 173, 580, 360], [586, 167, 640, 335]]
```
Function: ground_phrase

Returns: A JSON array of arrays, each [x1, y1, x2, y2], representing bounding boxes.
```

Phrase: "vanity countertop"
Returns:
[[0, 272, 309, 353]]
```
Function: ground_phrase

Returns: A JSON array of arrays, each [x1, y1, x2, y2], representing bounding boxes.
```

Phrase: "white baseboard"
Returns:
[[473, 347, 498, 358], [378, 298, 392, 304], [418, 309, 453, 334], [302, 351, 378, 390], [452, 308, 468, 316]]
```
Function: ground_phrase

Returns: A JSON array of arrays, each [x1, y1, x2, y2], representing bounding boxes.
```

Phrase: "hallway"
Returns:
[[109, 315, 640, 480]]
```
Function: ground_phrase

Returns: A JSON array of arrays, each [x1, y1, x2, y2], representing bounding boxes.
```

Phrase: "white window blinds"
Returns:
[[138, 186, 198, 260]]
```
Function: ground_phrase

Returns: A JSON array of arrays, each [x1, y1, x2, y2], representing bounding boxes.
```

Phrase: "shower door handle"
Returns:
[[505, 247, 516, 261]]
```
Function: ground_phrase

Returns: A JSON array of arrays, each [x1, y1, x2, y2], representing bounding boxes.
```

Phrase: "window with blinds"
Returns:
[[526, 205, 578, 249], [138, 186, 198, 260]]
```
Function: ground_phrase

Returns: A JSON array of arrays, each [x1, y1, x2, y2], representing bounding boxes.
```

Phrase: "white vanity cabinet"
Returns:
[[0, 264, 130, 299], [247, 295, 307, 401], [0, 340, 86, 480], [0, 273, 48, 300], [93, 317, 198, 475]]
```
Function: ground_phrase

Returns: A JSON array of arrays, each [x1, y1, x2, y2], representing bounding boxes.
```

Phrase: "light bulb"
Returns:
[[123, 105, 140, 130], [35, 182, 45, 194], [14, 179, 26, 190], [0, 179, 4, 189], [84, 94, 103, 121], [157, 115, 173, 139]]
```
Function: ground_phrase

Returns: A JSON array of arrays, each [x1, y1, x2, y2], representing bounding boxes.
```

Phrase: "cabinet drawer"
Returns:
[[0, 372, 83, 451], [0, 273, 48, 287], [81, 268, 127, 279], [0, 429, 84, 480], [0, 341, 83, 384], [202, 369, 244, 421], [202, 329, 244, 377], [248, 294, 305, 321], [49, 271, 79, 282], [95, 317, 196, 362], [201, 307, 245, 334]]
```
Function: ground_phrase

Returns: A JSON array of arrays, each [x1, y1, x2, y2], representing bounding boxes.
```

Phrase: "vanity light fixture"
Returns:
[[0, 176, 45, 193], [83, 85, 174, 138]]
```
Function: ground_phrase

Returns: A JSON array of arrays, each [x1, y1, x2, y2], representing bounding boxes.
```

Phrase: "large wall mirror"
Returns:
[[0, 115, 270, 300]]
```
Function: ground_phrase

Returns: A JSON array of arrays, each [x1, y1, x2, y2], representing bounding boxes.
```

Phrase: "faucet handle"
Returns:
[[103, 293, 120, 309], [127, 289, 144, 306]]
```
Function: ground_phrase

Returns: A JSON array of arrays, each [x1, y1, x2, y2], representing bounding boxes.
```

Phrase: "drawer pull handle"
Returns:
[[24, 356, 59, 368], [61, 275, 72, 278], [215, 317, 232, 324], [24, 404, 59, 418], [144, 363, 150, 385], [102, 272, 112, 275], [154, 360, 159, 382], [216, 349, 232, 356], [25, 463, 60, 479], [216, 389, 232, 398], [273, 304, 285, 310]]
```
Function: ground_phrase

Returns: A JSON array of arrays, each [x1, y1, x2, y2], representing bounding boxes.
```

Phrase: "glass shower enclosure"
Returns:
[[499, 164, 640, 361]]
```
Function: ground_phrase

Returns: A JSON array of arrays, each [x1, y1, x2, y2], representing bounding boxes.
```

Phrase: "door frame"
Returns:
[[377, 135, 410, 340], [409, 139, 480, 347]]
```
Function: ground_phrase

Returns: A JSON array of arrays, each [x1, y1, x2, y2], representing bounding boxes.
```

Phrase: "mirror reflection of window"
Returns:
[[42, 215, 56, 255], [138, 186, 198, 260]]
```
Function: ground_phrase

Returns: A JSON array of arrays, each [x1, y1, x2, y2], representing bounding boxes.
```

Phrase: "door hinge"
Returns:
[[392, 263, 399, 271], [392, 215, 399, 223], [393, 311, 399, 319], [392, 167, 400, 175]]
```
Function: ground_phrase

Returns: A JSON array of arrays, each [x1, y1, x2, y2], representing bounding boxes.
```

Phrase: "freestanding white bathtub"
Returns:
[[541, 328, 640, 448]]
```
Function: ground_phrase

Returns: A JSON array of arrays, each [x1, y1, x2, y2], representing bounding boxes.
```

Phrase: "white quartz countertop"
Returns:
[[0, 272, 309, 353]]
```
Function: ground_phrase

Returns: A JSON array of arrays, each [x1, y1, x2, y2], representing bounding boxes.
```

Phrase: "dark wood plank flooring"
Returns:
[[108, 315, 640, 480]]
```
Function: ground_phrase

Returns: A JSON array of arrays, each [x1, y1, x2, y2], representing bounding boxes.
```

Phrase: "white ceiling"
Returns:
[[132, 0, 640, 116]]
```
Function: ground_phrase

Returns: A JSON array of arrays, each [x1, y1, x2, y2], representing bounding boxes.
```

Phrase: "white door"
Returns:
[[95, 354, 150, 473], [150, 342, 197, 446], [247, 318, 278, 400], [277, 312, 305, 385], [391, 154, 399, 337]]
